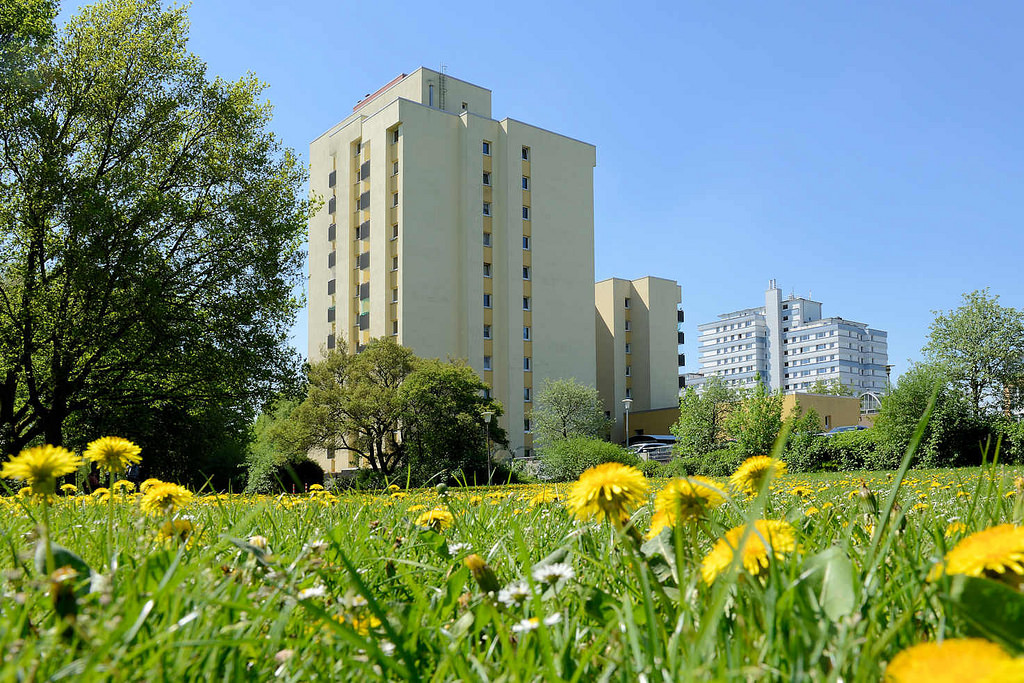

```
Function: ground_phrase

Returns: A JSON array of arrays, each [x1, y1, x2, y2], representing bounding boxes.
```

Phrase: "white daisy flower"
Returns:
[[511, 617, 539, 633], [498, 581, 532, 607], [532, 562, 575, 585], [297, 585, 326, 600], [543, 613, 562, 626]]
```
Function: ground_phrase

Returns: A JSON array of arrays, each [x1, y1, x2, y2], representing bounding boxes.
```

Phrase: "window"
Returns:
[[625, 320, 631, 331], [524, 356, 531, 371], [392, 256, 398, 271], [462, 101, 468, 110], [624, 297, 631, 309], [625, 365, 631, 377], [522, 146, 530, 160], [392, 129, 399, 144], [483, 232, 492, 247], [483, 356, 492, 370], [483, 324, 492, 339], [429, 84, 434, 107], [392, 193, 399, 207], [391, 224, 399, 240], [523, 296, 530, 310], [483, 171, 491, 186], [523, 266, 530, 280], [483, 293, 492, 308], [327, 334, 336, 350], [522, 206, 530, 220], [327, 279, 336, 295], [522, 176, 529, 190], [392, 320, 398, 335], [624, 343, 631, 354], [625, 388, 632, 399], [524, 418, 531, 432], [523, 326, 530, 341], [483, 202, 491, 216], [524, 448, 531, 458], [482, 141, 491, 155], [522, 235, 530, 250], [355, 141, 361, 156], [483, 263, 492, 277], [392, 161, 398, 175], [483, 387, 491, 400], [392, 288, 398, 303], [524, 387, 532, 401]]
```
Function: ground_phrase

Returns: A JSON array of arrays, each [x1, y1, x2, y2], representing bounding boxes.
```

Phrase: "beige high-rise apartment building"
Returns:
[[308, 68, 597, 472], [595, 277, 684, 443]]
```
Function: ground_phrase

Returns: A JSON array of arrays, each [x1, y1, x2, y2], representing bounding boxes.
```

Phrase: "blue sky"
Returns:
[[65, 1, 1024, 379]]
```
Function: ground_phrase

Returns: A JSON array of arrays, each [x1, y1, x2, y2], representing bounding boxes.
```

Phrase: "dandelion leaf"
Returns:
[[34, 541, 93, 596], [802, 546, 855, 621], [946, 575, 1024, 654]]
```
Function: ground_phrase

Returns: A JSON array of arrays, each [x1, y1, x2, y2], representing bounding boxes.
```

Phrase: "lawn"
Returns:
[[2, 462, 1024, 681]]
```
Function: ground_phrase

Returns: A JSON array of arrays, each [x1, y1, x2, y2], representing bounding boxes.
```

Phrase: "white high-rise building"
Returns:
[[692, 280, 888, 402]]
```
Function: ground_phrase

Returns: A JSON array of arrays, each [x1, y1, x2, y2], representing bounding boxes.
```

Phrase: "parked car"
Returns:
[[818, 425, 869, 437]]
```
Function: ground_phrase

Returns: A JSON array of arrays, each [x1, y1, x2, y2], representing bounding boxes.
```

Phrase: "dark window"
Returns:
[[327, 307, 336, 322], [360, 161, 370, 181], [328, 196, 336, 214], [677, 309, 685, 323], [678, 375, 685, 388], [327, 252, 336, 268], [328, 223, 336, 241], [356, 343, 366, 353], [328, 170, 336, 187], [678, 331, 685, 344], [359, 220, 370, 240], [358, 313, 369, 331], [522, 146, 530, 160], [678, 353, 686, 366], [358, 252, 369, 270], [522, 176, 529, 190], [358, 192, 369, 210], [359, 282, 369, 300], [327, 279, 335, 296], [327, 334, 336, 350], [392, 129, 399, 144]]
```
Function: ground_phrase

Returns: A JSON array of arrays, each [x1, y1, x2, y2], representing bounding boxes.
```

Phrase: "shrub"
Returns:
[[995, 418, 1024, 465], [786, 430, 878, 473], [538, 437, 639, 482], [669, 447, 743, 478]]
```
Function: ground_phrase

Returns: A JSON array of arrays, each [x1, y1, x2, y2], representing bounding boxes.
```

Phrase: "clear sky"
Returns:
[[63, 1, 1024, 380]]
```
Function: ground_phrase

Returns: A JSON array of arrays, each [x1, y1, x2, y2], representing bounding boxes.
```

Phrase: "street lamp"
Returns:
[[622, 397, 633, 449], [482, 410, 494, 485]]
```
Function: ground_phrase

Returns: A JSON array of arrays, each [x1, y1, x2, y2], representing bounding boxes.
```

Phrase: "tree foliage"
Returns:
[[923, 289, 1024, 416], [727, 380, 785, 457], [806, 378, 855, 397], [0, 0, 309, 456], [670, 376, 737, 456], [538, 437, 639, 482], [287, 338, 506, 482], [531, 378, 611, 451]]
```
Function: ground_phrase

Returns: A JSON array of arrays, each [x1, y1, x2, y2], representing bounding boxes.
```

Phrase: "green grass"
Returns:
[[2, 461, 1024, 681]]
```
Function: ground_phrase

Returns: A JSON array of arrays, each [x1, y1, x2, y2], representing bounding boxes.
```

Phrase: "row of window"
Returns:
[[482, 141, 530, 160], [481, 173, 531, 190], [483, 356, 532, 372], [482, 325, 532, 341], [483, 202, 531, 220], [483, 294, 532, 310]]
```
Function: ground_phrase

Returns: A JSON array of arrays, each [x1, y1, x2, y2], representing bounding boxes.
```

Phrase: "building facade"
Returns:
[[595, 277, 683, 443], [308, 68, 597, 472], [692, 280, 888, 401]]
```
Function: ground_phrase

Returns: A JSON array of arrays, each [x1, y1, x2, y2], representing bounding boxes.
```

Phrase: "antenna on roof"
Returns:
[[438, 62, 448, 111]]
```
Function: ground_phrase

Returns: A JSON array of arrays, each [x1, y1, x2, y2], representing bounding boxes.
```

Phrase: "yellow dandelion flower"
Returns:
[[416, 508, 454, 532], [729, 456, 787, 497], [342, 614, 382, 636], [248, 535, 269, 550], [805, 507, 819, 517], [83, 436, 141, 474], [885, 638, 1019, 683], [139, 478, 162, 493], [139, 482, 193, 515], [111, 479, 136, 493], [1, 445, 82, 495], [387, 484, 400, 492], [60, 483, 77, 495], [789, 485, 813, 498], [701, 519, 796, 584], [408, 504, 427, 512], [944, 521, 967, 538], [16, 486, 32, 499], [158, 519, 196, 544], [468, 495, 483, 505], [652, 476, 724, 531], [390, 491, 408, 499], [932, 524, 1024, 580], [645, 509, 672, 539], [566, 462, 649, 526], [91, 487, 110, 499], [529, 490, 560, 507], [309, 484, 325, 492]]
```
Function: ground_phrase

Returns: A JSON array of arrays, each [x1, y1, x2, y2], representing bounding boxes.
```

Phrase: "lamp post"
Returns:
[[482, 410, 494, 485], [622, 397, 633, 449]]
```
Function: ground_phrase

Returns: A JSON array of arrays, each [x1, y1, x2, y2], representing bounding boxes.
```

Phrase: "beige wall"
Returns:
[[309, 68, 596, 471], [782, 393, 861, 430]]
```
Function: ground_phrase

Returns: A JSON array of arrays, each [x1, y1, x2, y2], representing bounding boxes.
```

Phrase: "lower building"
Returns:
[[595, 276, 683, 444]]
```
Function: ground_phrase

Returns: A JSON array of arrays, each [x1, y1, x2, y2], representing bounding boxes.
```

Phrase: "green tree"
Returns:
[[923, 289, 1024, 416], [244, 398, 311, 494], [531, 378, 611, 451], [806, 378, 855, 397], [401, 359, 507, 484], [872, 362, 990, 469], [670, 376, 737, 456], [538, 436, 639, 482], [0, 0, 309, 455], [728, 380, 785, 457]]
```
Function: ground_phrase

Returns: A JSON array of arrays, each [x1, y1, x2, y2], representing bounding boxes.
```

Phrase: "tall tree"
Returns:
[[0, 0, 308, 454], [727, 380, 785, 457], [530, 378, 611, 451], [671, 376, 737, 456], [924, 289, 1024, 416]]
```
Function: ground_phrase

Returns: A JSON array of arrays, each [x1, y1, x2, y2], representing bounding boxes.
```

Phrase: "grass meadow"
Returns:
[[3, 457, 1024, 681]]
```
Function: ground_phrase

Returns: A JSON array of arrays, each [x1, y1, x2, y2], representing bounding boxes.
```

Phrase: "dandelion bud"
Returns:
[[464, 554, 501, 595]]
